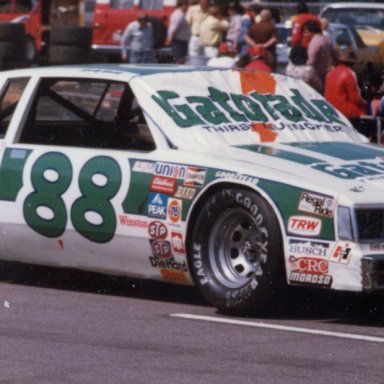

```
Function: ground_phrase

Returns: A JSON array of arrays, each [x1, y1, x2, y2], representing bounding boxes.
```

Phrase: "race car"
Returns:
[[0, 64, 383, 313]]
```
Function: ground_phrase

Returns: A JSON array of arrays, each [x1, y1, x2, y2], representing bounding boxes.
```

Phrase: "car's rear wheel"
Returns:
[[189, 188, 284, 313]]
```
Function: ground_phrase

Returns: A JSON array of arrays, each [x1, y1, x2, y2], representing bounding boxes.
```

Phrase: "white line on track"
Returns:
[[171, 313, 384, 343]]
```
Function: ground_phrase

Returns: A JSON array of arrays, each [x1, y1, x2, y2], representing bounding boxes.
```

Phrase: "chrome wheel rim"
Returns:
[[209, 208, 266, 288]]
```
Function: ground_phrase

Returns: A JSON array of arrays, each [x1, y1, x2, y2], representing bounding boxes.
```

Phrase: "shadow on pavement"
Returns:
[[1, 260, 383, 326]]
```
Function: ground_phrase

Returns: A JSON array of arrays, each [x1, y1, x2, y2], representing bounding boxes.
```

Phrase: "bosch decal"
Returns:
[[289, 239, 329, 257]]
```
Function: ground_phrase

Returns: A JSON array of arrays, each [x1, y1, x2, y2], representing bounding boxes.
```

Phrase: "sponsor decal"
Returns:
[[184, 167, 207, 187], [167, 198, 182, 224], [312, 160, 384, 180], [288, 239, 329, 257], [330, 242, 354, 264], [132, 160, 155, 173], [289, 272, 332, 287], [151, 85, 345, 133], [215, 171, 259, 185], [119, 214, 148, 228], [289, 256, 329, 274], [288, 216, 322, 236], [150, 239, 172, 259], [298, 192, 335, 218], [148, 192, 168, 219], [174, 186, 196, 200], [171, 231, 185, 254], [148, 221, 168, 239], [150, 176, 176, 194], [154, 162, 186, 179]]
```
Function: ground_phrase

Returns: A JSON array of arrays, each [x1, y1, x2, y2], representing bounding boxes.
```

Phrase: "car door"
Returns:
[[0, 74, 165, 279]]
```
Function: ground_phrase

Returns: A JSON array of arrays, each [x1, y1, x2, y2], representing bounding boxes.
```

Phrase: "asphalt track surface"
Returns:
[[1, 262, 384, 384]]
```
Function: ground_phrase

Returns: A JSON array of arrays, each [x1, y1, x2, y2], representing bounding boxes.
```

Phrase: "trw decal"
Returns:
[[288, 215, 322, 236]]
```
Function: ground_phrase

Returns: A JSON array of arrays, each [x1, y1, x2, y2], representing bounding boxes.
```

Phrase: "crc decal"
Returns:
[[22, 152, 121, 243], [298, 192, 335, 218], [167, 198, 182, 224], [330, 242, 354, 264], [147, 193, 168, 219], [289, 256, 329, 275], [289, 239, 329, 257], [148, 221, 168, 239], [288, 216, 322, 236], [150, 176, 176, 194]]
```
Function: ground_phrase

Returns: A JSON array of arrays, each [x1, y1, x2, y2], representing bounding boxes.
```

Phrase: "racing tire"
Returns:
[[49, 26, 93, 47], [0, 23, 25, 41], [48, 45, 92, 65], [189, 188, 284, 314]]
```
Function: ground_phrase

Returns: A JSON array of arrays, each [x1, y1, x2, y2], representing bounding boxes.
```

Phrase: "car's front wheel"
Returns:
[[189, 188, 284, 313]]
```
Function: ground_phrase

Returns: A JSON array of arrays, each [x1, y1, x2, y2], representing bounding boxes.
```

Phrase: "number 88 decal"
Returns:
[[23, 152, 122, 243]]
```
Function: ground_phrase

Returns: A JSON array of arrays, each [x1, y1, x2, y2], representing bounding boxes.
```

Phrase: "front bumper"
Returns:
[[362, 255, 384, 291]]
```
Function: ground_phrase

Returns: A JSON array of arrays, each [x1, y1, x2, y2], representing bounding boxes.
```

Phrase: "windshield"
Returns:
[[130, 69, 363, 150], [322, 8, 384, 31]]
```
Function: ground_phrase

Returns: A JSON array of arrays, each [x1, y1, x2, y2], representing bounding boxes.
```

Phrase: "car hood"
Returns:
[[226, 140, 384, 205], [130, 69, 363, 150]]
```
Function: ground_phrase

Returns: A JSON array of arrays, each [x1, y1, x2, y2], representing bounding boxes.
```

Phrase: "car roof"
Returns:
[[1, 64, 217, 79], [321, 2, 384, 10]]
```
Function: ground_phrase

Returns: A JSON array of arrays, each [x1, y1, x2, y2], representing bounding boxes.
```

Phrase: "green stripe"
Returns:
[[238, 145, 323, 165], [287, 142, 384, 161]]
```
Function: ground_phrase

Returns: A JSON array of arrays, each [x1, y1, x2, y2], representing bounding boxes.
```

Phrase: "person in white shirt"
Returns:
[[166, 0, 191, 64]]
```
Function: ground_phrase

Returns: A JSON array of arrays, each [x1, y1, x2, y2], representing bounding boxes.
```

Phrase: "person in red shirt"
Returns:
[[245, 46, 272, 72], [290, 1, 321, 48], [325, 48, 374, 138]]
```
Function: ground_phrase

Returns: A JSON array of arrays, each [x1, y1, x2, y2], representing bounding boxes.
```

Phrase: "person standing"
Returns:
[[290, 1, 321, 48], [186, 0, 210, 65], [121, 13, 153, 64], [225, 1, 243, 51], [200, 5, 229, 63], [244, 9, 277, 71], [302, 19, 337, 91], [324, 48, 373, 138], [166, 0, 191, 64]]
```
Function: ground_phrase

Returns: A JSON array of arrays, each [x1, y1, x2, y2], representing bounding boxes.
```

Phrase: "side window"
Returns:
[[111, 0, 134, 9], [18, 78, 156, 151], [0, 77, 29, 137], [139, 0, 163, 10]]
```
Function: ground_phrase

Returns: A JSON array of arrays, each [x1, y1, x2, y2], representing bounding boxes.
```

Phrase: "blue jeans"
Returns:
[[129, 50, 153, 63]]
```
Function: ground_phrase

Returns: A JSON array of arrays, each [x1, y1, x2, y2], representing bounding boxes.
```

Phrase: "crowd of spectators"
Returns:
[[119, 0, 383, 141]]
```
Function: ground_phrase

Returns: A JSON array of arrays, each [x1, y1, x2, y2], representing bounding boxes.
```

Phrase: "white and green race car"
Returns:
[[0, 64, 382, 312]]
